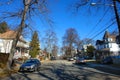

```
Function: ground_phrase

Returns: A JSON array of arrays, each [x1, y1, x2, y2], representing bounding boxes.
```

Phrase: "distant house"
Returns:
[[41, 50, 48, 60], [96, 31, 120, 58], [0, 30, 30, 59]]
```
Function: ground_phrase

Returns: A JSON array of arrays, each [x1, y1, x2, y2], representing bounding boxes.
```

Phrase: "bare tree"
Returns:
[[81, 38, 95, 45], [7, 0, 31, 70], [52, 45, 58, 58], [42, 29, 58, 59], [0, 0, 50, 70], [75, 38, 82, 50], [62, 28, 80, 57]]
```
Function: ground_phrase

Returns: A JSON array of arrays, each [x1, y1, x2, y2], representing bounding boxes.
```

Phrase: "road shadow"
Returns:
[[52, 68, 80, 80], [86, 63, 120, 76], [73, 62, 87, 65], [73, 62, 120, 76], [72, 62, 120, 80], [37, 64, 81, 80], [50, 63, 96, 80], [38, 72, 54, 80]]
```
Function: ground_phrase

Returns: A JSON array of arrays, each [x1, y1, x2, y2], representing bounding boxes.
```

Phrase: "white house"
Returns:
[[96, 31, 120, 57], [0, 30, 30, 59]]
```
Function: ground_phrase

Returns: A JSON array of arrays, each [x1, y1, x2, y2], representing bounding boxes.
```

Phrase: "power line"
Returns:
[[89, 18, 114, 37], [91, 21, 116, 40], [85, 7, 110, 37], [88, 16, 116, 38]]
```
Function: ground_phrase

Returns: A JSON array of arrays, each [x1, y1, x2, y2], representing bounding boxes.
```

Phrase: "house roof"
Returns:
[[0, 30, 27, 42], [96, 40, 104, 45], [0, 30, 17, 39], [103, 31, 116, 42], [96, 31, 117, 45], [103, 31, 110, 39]]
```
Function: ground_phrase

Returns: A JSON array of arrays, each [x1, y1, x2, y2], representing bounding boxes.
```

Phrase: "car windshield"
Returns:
[[25, 60, 36, 63]]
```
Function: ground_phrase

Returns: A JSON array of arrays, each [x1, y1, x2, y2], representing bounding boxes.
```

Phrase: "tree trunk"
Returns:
[[6, 0, 31, 70], [69, 43, 72, 57]]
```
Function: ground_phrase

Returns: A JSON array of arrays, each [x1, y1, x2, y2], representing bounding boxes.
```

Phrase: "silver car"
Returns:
[[19, 59, 41, 72], [75, 57, 86, 64]]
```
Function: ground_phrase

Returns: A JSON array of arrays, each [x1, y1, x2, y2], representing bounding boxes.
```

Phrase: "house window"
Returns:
[[111, 38, 113, 41], [107, 44, 109, 48], [109, 43, 112, 48], [104, 44, 110, 48], [0, 40, 2, 43], [104, 39, 107, 42], [104, 44, 107, 48], [108, 38, 112, 41]]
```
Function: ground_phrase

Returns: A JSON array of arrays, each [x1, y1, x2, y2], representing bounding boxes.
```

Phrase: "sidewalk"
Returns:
[[87, 62, 120, 75], [87, 62, 120, 70]]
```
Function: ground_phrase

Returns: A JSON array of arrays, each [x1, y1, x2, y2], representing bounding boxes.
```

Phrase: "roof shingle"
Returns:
[[0, 30, 17, 39]]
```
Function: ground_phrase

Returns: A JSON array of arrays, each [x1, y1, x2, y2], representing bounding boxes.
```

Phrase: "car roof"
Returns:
[[26, 58, 40, 61]]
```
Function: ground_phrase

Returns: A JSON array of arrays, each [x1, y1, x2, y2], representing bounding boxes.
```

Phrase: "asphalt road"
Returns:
[[1, 60, 120, 80]]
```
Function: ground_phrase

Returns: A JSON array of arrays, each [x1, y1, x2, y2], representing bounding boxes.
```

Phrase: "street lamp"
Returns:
[[91, 1, 120, 44], [91, 2, 114, 7]]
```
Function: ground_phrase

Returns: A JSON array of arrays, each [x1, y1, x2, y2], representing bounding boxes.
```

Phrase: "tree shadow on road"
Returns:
[[38, 72, 54, 80], [85, 63, 120, 76], [37, 64, 81, 80], [73, 63, 120, 80], [50, 64, 87, 80]]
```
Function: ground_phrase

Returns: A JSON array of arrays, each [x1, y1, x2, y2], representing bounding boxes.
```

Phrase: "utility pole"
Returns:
[[113, 0, 120, 43]]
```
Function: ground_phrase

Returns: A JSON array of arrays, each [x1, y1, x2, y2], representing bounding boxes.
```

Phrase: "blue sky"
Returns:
[[45, 0, 118, 45], [0, 0, 118, 47]]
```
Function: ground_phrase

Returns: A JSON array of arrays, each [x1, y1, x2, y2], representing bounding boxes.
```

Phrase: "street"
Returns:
[[1, 60, 120, 80]]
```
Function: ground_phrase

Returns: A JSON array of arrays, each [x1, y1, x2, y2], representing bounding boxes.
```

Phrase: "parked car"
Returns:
[[101, 56, 113, 64], [75, 57, 86, 64], [51, 56, 56, 60], [68, 57, 74, 61], [19, 58, 41, 72]]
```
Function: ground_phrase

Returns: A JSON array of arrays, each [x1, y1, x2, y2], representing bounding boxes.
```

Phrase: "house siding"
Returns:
[[110, 43, 120, 52], [0, 39, 13, 53]]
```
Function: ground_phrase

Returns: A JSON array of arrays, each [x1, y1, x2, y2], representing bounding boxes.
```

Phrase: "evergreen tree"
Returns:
[[0, 22, 9, 33], [86, 45, 95, 58], [29, 31, 40, 58]]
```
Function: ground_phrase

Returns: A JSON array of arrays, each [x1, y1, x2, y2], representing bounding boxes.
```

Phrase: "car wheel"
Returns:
[[37, 66, 41, 71], [33, 67, 37, 72]]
